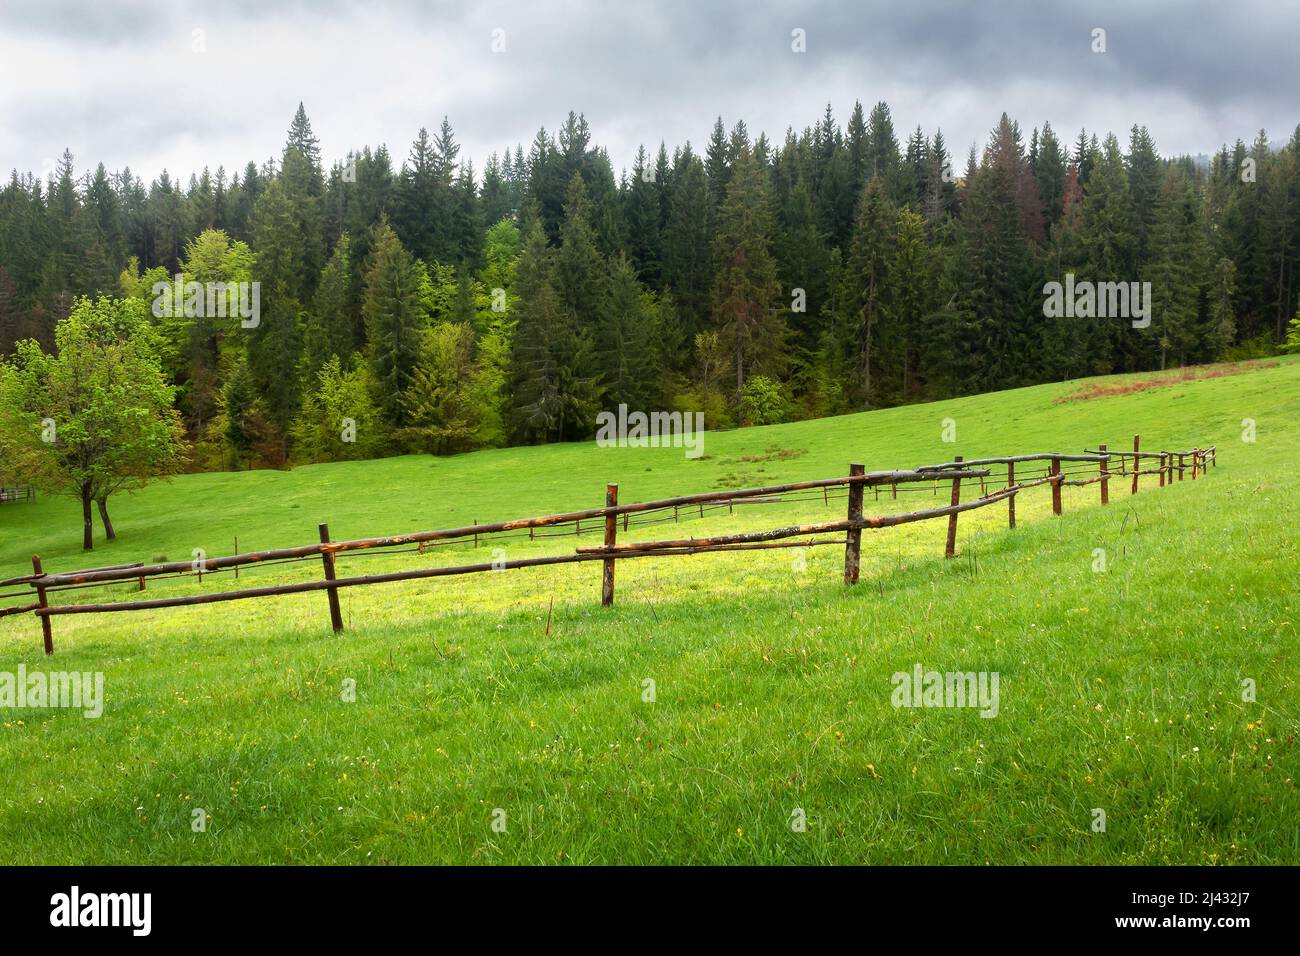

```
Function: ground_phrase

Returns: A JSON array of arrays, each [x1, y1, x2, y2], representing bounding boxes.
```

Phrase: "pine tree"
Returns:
[[626, 145, 662, 286], [363, 220, 426, 429], [1146, 168, 1203, 368], [305, 233, 357, 375], [394, 128, 440, 262], [711, 144, 785, 397], [1035, 123, 1067, 232], [1126, 125, 1162, 271], [597, 254, 658, 407], [841, 179, 897, 406], [508, 220, 598, 442], [554, 174, 605, 332], [662, 150, 712, 340]]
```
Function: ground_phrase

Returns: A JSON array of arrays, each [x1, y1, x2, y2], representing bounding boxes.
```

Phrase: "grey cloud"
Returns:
[[1, 0, 1295, 185]]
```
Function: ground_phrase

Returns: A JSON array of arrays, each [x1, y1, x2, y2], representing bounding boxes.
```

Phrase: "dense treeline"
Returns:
[[2, 101, 1299, 470]]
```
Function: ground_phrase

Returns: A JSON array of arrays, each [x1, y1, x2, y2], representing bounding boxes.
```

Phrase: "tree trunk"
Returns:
[[81, 484, 94, 551], [97, 495, 116, 540], [862, 311, 873, 409]]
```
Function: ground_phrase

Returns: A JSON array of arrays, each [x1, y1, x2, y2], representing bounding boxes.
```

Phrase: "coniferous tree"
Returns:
[[711, 144, 785, 397], [508, 220, 598, 442], [363, 220, 426, 429]]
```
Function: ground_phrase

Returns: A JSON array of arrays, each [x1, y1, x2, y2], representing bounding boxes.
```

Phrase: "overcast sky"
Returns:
[[1, 0, 1296, 185]]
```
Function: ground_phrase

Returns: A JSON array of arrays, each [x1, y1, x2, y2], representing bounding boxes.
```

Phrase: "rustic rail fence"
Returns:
[[0, 436, 1216, 655]]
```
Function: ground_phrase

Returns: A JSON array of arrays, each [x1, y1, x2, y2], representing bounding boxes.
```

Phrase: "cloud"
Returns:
[[0, 0, 1295, 186]]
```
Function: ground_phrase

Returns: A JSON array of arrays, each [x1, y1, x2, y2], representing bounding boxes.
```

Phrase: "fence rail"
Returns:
[[0, 436, 1217, 655]]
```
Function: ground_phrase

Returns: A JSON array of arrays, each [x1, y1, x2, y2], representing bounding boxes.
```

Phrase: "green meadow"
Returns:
[[0, 357, 1296, 864]]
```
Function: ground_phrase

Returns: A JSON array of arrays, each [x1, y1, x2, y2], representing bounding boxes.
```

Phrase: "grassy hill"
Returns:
[[1, 357, 1297, 864]]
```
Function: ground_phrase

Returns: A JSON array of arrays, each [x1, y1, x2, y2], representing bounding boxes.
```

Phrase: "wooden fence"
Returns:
[[0, 436, 1216, 655]]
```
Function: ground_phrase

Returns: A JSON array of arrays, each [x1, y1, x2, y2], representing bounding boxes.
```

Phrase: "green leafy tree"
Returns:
[[0, 296, 186, 549], [738, 373, 789, 425], [292, 355, 385, 461]]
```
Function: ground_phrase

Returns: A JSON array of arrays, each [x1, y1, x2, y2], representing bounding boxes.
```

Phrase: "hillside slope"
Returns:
[[0, 358, 1296, 864]]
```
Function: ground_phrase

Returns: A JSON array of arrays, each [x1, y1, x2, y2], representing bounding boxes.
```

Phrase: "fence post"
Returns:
[[844, 463, 865, 584], [1178, 453, 1185, 481], [1191, 448, 1199, 480], [31, 555, 53, 656], [1050, 456, 1062, 516], [318, 523, 344, 634], [1006, 460, 1016, 528], [1131, 434, 1140, 494], [1158, 452, 1166, 487], [234, 536, 239, 580], [602, 483, 618, 607], [945, 456, 962, 559], [1098, 444, 1109, 505]]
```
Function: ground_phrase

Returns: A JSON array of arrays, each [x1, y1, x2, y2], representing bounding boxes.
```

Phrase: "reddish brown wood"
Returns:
[[1131, 435, 1141, 494], [1007, 460, 1016, 528], [36, 469, 992, 589], [1049, 457, 1062, 515], [1098, 444, 1109, 505], [1191, 448, 1199, 480], [319, 523, 344, 633], [844, 464, 865, 584], [945, 456, 962, 558], [0, 602, 39, 619], [602, 484, 618, 607], [32, 556, 52, 655]]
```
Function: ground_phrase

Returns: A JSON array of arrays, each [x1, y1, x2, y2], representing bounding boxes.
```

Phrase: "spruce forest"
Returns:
[[2, 101, 1297, 470]]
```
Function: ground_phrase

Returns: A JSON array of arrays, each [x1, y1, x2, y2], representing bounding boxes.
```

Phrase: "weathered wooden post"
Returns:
[[1098, 444, 1110, 505], [1177, 453, 1185, 481], [1191, 448, 1199, 480], [945, 457, 962, 559], [234, 536, 239, 580], [32, 555, 53, 656], [318, 524, 344, 634], [602, 484, 618, 607], [844, 464, 865, 584], [1006, 460, 1017, 528], [1050, 456, 1062, 516], [1131, 434, 1141, 495], [1158, 452, 1166, 487]]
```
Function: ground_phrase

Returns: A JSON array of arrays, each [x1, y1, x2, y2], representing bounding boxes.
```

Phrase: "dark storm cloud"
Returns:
[[1, 0, 1295, 185]]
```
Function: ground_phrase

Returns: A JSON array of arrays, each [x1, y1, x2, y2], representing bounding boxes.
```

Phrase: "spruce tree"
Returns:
[[363, 220, 426, 429], [711, 144, 785, 397]]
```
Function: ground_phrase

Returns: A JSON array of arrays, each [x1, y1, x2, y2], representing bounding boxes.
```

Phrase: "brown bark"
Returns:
[[81, 484, 94, 551], [96, 496, 116, 540]]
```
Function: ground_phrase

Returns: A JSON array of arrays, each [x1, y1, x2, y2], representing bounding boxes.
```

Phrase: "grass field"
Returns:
[[1, 357, 1297, 864]]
